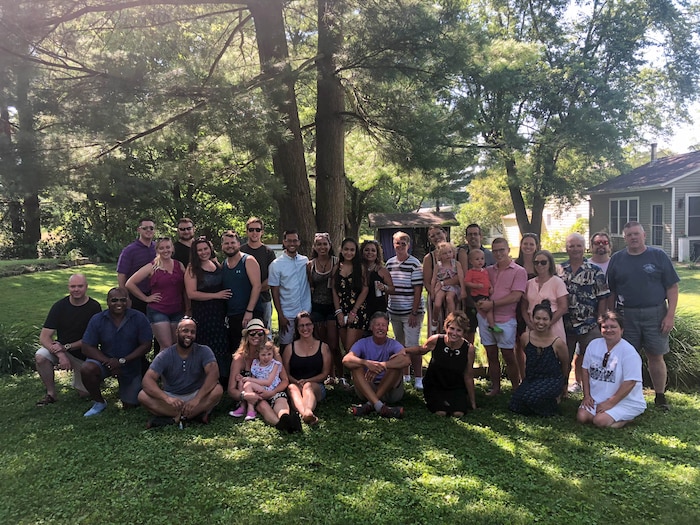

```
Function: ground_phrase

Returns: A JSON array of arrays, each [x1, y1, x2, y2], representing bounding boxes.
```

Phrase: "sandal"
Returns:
[[36, 394, 57, 406], [337, 377, 353, 391]]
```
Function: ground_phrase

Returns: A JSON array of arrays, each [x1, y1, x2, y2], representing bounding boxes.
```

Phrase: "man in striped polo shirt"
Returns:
[[386, 231, 425, 389]]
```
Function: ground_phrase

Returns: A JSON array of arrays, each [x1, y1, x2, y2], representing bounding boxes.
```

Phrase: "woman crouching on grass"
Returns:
[[577, 311, 646, 428], [405, 311, 476, 416], [283, 311, 332, 426], [228, 319, 301, 433]]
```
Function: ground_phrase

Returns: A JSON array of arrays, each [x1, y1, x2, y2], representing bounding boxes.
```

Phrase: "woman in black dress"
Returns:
[[407, 311, 476, 416], [361, 240, 394, 319], [509, 300, 569, 417], [184, 237, 231, 384]]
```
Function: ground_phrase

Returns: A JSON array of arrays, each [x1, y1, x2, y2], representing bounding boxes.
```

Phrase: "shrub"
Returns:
[[0, 323, 36, 376], [665, 313, 700, 390]]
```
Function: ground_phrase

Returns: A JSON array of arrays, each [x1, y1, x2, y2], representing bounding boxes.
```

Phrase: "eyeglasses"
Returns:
[[140, 226, 155, 231], [109, 297, 128, 303], [248, 330, 265, 337], [593, 240, 609, 246], [602, 351, 612, 368], [248, 227, 262, 232], [534, 260, 549, 266], [178, 226, 193, 231]]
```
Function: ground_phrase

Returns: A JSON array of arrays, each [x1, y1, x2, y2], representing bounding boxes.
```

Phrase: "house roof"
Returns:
[[587, 150, 700, 194], [368, 211, 458, 229]]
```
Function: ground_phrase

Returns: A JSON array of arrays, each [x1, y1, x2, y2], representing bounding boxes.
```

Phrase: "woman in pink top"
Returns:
[[521, 250, 568, 342], [126, 237, 187, 350]]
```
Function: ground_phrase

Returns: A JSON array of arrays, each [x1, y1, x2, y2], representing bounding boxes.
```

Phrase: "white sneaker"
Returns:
[[414, 377, 424, 390], [403, 374, 412, 383]]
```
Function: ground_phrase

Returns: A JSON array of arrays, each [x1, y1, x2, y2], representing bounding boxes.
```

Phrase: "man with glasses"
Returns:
[[241, 217, 277, 334], [386, 231, 425, 389], [138, 317, 222, 428], [476, 237, 527, 395], [34, 274, 102, 406], [607, 221, 680, 411], [80, 288, 153, 417], [269, 229, 311, 352], [173, 217, 195, 267], [558, 233, 610, 393], [117, 217, 157, 314], [590, 232, 612, 274]]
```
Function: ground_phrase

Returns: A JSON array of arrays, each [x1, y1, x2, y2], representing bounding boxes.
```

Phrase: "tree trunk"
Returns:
[[248, 0, 315, 247], [504, 156, 537, 236], [315, 0, 346, 248]]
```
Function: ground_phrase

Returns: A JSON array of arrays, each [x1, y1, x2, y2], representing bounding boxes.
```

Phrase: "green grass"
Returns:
[[2, 263, 700, 524], [1, 373, 699, 525]]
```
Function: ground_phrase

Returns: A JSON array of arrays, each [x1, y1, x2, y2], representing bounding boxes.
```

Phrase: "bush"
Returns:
[[665, 313, 700, 390], [0, 323, 36, 376]]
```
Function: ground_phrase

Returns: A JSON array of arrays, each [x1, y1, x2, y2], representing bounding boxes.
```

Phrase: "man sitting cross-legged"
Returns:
[[138, 317, 223, 428], [342, 311, 410, 418]]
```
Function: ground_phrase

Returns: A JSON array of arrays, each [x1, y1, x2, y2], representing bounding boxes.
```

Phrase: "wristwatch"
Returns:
[[118, 357, 127, 365], [63, 343, 72, 351]]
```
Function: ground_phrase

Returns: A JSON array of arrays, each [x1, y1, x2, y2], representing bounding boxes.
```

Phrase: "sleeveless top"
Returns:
[[289, 340, 324, 380], [310, 257, 336, 305], [149, 260, 185, 315], [195, 265, 223, 294], [222, 253, 254, 316], [365, 268, 388, 316]]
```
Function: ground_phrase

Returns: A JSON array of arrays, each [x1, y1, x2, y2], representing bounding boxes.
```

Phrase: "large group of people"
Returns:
[[33, 217, 679, 431]]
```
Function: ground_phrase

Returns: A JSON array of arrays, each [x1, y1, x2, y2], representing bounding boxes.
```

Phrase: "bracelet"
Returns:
[[334, 309, 342, 316], [246, 309, 253, 313]]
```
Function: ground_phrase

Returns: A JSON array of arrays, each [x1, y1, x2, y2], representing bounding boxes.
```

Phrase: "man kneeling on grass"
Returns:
[[138, 317, 223, 428], [342, 312, 410, 418]]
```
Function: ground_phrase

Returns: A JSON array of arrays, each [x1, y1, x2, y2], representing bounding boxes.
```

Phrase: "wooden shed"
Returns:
[[368, 211, 459, 260]]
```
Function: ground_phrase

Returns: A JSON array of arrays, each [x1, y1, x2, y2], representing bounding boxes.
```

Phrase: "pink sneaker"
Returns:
[[245, 411, 256, 421], [228, 406, 246, 418]]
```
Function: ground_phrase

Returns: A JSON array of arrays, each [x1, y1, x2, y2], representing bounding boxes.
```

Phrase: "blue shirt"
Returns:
[[82, 309, 153, 362], [150, 343, 216, 395], [268, 252, 311, 318]]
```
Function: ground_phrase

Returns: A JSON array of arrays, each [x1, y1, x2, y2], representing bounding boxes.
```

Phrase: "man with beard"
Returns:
[[221, 230, 262, 366], [173, 217, 196, 267], [240, 217, 277, 334], [590, 231, 612, 274], [81, 287, 153, 417], [138, 317, 223, 427], [269, 229, 311, 352]]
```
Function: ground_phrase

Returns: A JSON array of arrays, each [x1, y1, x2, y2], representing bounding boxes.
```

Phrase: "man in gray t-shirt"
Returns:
[[138, 318, 223, 427]]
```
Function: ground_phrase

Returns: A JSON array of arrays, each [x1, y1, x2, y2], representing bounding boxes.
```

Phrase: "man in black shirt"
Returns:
[[35, 274, 102, 406], [240, 217, 276, 333], [173, 217, 195, 267]]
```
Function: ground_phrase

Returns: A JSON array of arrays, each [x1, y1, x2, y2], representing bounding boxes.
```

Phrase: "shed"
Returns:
[[368, 211, 459, 260]]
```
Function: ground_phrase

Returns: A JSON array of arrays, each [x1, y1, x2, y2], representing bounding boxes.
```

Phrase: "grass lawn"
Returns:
[[1, 263, 700, 524]]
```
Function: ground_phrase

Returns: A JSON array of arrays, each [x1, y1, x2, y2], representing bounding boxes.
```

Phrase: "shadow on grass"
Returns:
[[1, 374, 699, 525]]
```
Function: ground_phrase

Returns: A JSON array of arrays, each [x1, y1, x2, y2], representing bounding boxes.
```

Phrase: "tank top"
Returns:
[[149, 260, 185, 315], [289, 341, 324, 380], [310, 257, 336, 305]]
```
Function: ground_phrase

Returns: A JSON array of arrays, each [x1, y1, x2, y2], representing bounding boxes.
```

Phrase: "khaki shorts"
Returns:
[[35, 346, 87, 393]]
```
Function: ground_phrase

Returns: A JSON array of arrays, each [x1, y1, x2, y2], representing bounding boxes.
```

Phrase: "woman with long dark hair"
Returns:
[[332, 238, 369, 357]]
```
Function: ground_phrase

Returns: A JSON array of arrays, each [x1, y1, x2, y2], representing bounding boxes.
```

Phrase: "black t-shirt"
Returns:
[[173, 241, 191, 268], [43, 296, 102, 360], [240, 243, 277, 302]]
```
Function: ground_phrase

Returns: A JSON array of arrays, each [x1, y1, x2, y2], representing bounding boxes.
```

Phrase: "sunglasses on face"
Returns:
[[178, 226, 193, 231], [534, 260, 549, 266], [248, 227, 262, 232], [248, 330, 265, 337], [593, 240, 610, 246], [140, 226, 155, 231], [109, 297, 128, 303]]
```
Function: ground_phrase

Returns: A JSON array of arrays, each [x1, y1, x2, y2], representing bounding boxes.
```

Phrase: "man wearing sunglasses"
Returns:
[[173, 217, 196, 267], [80, 288, 153, 417], [117, 217, 157, 314], [34, 274, 103, 407], [241, 217, 276, 334], [590, 232, 612, 274]]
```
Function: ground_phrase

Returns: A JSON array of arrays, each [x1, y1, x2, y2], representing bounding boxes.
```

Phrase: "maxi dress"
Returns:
[[190, 266, 229, 379], [509, 336, 565, 416]]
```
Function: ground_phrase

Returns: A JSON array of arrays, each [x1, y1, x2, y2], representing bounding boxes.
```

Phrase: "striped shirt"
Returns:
[[386, 255, 424, 315]]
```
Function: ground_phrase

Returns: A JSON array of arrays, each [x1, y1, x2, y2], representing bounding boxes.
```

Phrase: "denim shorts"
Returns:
[[147, 306, 183, 324], [311, 303, 336, 323]]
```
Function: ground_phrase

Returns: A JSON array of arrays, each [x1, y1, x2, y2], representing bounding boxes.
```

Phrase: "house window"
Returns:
[[651, 204, 663, 246], [609, 198, 639, 234], [688, 196, 700, 236]]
